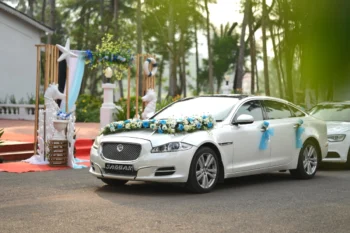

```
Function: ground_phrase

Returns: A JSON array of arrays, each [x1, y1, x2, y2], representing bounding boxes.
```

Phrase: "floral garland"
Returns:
[[84, 50, 134, 69], [101, 115, 215, 135]]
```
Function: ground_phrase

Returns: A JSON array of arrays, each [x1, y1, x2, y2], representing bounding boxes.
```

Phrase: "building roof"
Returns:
[[0, 2, 53, 33]]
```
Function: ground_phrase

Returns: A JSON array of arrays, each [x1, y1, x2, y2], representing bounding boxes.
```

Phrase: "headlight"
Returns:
[[151, 142, 193, 153], [327, 134, 346, 142], [92, 135, 103, 149]]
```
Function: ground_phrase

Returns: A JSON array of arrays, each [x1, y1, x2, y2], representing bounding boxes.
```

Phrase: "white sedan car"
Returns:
[[309, 101, 350, 168], [90, 95, 328, 193]]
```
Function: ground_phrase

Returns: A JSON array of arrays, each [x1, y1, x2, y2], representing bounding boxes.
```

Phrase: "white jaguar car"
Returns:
[[90, 95, 328, 193], [309, 101, 350, 168]]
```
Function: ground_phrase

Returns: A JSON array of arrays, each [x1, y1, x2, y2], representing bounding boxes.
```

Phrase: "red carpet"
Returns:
[[0, 140, 93, 173]]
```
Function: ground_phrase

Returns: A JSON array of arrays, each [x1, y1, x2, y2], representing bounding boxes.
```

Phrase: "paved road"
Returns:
[[1, 167, 350, 233]]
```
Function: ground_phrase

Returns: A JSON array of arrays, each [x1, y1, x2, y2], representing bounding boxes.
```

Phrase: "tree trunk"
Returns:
[[204, 0, 214, 94], [157, 59, 164, 101], [262, 0, 270, 96], [41, 0, 46, 23], [248, 0, 256, 94], [234, 0, 249, 92], [194, 21, 200, 95], [282, 0, 294, 102], [112, 0, 123, 98], [28, 0, 34, 17], [269, 21, 283, 98], [168, 3, 175, 97], [182, 52, 187, 97], [136, 0, 143, 96], [47, 0, 55, 44]]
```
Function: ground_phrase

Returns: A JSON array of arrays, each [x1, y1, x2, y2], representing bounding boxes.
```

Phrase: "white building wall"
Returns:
[[0, 10, 42, 103]]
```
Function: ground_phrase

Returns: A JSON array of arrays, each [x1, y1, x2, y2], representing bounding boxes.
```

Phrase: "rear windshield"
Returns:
[[310, 104, 350, 122]]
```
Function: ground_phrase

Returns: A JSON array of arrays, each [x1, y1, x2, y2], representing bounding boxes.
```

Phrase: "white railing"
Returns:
[[0, 104, 44, 120]]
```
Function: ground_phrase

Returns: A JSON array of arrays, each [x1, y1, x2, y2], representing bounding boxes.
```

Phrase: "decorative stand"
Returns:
[[100, 83, 117, 128], [48, 119, 69, 166], [48, 140, 68, 166]]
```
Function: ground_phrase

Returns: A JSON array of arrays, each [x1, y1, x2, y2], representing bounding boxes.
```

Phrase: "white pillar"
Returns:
[[100, 83, 116, 128]]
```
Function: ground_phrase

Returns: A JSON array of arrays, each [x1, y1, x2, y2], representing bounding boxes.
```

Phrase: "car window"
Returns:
[[289, 105, 306, 117], [234, 100, 264, 121], [309, 104, 350, 122], [263, 100, 293, 119]]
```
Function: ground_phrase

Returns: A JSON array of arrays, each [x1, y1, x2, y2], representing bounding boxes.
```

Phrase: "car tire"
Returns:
[[345, 149, 350, 169], [290, 140, 319, 179], [186, 147, 220, 193], [101, 178, 128, 186]]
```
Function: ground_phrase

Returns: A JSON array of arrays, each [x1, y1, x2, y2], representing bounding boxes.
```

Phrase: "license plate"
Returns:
[[105, 163, 136, 176]]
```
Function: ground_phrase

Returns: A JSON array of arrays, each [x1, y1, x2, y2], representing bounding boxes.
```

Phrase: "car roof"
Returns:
[[195, 94, 290, 103], [316, 101, 350, 105]]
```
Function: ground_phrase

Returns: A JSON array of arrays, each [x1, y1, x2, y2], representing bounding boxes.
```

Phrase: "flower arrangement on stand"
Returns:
[[84, 33, 134, 80], [101, 115, 215, 136]]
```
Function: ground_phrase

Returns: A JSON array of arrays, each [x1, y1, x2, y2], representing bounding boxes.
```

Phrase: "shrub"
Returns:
[[114, 96, 143, 121], [75, 94, 102, 122]]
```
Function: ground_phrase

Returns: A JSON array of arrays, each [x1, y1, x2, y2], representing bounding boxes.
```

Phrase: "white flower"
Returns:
[[162, 125, 168, 131], [150, 124, 156, 129], [184, 125, 190, 131], [170, 129, 175, 134], [204, 118, 209, 124], [137, 122, 142, 128], [125, 123, 130, 129], [184, 120, 189, 125]]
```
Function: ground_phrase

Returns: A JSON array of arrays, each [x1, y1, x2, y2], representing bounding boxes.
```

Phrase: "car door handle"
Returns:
[[260, 127, 267, 132], [293, 124, 299, 128]]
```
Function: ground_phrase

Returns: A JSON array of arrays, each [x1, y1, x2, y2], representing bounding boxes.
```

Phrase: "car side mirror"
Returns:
[[234, 114, 254, 125]]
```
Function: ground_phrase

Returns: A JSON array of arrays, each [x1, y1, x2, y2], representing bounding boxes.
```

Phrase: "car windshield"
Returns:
[[153, 96, 240, 121], [309, 104, 350, 122]]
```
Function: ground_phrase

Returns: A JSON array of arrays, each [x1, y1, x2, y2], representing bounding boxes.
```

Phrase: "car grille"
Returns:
[[102, 143, 141, 161]]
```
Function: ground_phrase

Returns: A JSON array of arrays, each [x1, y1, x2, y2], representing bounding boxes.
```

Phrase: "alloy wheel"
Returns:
[[303, 144, 318, 175], [195, 153, 217, 189]]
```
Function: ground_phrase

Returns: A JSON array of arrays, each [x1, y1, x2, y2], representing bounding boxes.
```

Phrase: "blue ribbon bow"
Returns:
[[259, 121, 274, 150], [295, 119, 305, 148]]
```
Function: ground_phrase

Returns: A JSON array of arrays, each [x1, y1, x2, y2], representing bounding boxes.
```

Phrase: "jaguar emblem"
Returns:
[[116, 144, 124, 152]]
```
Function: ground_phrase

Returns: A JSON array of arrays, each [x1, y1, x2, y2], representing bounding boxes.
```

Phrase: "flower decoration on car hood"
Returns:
[[101, 115, 215, 135]]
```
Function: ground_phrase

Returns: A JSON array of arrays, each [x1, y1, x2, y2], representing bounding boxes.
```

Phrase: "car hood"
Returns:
[[326, 121, 350, 134], [101, 129, 189, 147]]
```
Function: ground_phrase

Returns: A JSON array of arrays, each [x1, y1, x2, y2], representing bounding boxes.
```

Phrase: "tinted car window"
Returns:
[[264, 100, 293, 119], [234, 100, 264, 121], [289, 105, 306, 117]]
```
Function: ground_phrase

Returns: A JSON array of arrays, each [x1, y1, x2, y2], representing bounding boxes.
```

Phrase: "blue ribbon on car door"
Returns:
[[295, 119, 305, 149], [259, 121, 274, 150]]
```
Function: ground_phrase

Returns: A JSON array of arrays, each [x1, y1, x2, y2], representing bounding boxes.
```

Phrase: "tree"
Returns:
[[234, 0, 249, 92], [262, 0, 270, 95], [204, 0, 214, 94]]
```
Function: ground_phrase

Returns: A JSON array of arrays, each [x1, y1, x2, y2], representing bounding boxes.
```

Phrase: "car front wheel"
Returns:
[[290, 140, 319, 179], [186, 147, 219, 193]]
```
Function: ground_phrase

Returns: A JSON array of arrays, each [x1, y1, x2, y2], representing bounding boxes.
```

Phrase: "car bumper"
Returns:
[[323, 140, 349, 163], [89, 140, 196, 183]]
